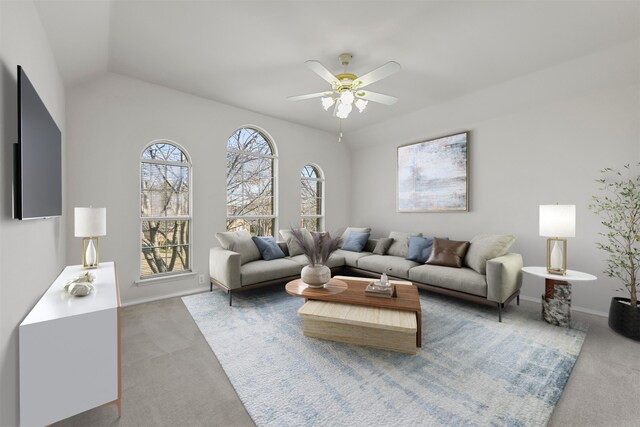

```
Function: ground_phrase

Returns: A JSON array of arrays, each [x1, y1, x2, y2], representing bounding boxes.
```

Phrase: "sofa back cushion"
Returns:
[[426, 238, 470, 268], [464, 234, 516, 274], [387, 231, 422, 258], [279, 228, 313, 257], [341, 232, 370, 252], [252, 236, 286, 261], [215, 230, 262, 265]]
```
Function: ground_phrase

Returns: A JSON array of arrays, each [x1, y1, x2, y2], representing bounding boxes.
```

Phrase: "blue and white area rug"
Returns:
[[182, 288, 586, 426]]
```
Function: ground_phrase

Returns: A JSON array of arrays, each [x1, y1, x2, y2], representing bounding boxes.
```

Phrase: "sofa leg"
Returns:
[[517, 294, 520, 306], [229, 291, 233, 307], [497, 303, 502, 322], [210, 281, 213, 292]]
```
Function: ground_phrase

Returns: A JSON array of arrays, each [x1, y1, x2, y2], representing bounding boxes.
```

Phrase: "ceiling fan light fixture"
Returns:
[[355, 98, 368, 113], [339, 90, 355, 105], [321, 96, 335, 111], [336, 102, 352, 119]]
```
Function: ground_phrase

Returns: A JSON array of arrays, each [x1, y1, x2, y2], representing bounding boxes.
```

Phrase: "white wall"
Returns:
[[347, 40, 640, 315], [65, 72, 350, 305], [0, 1, 66, 425]]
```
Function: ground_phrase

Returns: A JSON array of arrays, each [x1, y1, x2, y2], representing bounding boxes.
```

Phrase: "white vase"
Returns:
[[301, 265, 331, 288]]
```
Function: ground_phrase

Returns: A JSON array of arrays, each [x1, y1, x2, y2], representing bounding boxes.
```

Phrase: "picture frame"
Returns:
[[397, 131, 469, 212]]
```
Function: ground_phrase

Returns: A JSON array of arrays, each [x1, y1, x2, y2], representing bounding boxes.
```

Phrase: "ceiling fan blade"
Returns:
[[354, 61, 401, 88], [305, 60, 339, 85], [287, 92, 330, 102], [358, 90, 399, 105]]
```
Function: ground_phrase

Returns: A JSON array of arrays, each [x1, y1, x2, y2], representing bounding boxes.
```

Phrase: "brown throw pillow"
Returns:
[[426, 238, 471, 268]]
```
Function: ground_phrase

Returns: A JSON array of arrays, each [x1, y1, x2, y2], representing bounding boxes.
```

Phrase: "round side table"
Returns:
[[522, 266, 597, 327]]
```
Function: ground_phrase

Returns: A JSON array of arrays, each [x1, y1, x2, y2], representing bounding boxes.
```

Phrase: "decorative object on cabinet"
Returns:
[[75, 207, 107, 269], [63, 271, 95, 296], [539, 204, 575, 275], [397, 131, 469, 212]]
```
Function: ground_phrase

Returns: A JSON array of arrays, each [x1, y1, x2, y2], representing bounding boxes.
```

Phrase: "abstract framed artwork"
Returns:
[[397, 131, 469, 212]]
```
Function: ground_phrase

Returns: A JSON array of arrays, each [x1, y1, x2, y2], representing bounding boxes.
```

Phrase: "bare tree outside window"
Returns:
[[300, 164, 324, 232], [140, 142, 191, 278], [227, 128, 276, 236]]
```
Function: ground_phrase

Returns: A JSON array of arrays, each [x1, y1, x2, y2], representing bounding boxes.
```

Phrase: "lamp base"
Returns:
[[82, 237, 100, 270], [546, 238, 567, 275]]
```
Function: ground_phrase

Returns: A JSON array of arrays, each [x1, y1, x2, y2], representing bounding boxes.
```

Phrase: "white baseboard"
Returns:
[[519, 295, 608, 318], [122, 285, 210, 307]]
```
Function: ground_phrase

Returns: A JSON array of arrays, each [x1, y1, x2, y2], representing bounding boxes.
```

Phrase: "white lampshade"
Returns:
[[539, 205, 575, 237], [74, 207, 107, 237]]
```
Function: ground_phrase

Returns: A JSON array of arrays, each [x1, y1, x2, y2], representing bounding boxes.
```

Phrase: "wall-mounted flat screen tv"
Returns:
[[15, 65, 62, 220]]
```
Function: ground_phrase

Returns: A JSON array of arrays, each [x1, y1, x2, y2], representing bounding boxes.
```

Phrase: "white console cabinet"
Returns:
[[19, 262, 121, 426]]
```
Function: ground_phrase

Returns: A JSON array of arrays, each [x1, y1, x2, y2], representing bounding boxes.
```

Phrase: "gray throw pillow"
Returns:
[[387, 231, 422, 258], [373, 238, 394, 255], [215, 230, 262, 265], [464, 234, 516, 274], [279, 228, 313, 257]]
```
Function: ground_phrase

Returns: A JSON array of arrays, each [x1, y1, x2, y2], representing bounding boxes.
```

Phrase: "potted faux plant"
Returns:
[[291, 228, 342, 288], [589, 163, 640, 341]]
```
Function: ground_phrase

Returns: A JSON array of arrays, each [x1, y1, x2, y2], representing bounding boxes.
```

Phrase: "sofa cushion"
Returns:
[[357, 255, 420, 279], [409, 264, 487, 297], [240, 258, 302, 286], [333, 249, 372, 268], [288, 253, 345, 269], [279, 228, 313, 257], [251, 236, 285, 261], [464, 234, 516, 274], [341, 232, 370, 252], [387, 231, 422, 258], [215, 230, 262, 265], [340, 227, 371, 242], [372, 238, 394, 255], [426, 238, 470, 268]]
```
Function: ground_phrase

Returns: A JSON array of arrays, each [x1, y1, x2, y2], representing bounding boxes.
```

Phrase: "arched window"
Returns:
[[300, 164, 324, 232], [140, 141, 191, 278], [226, 127, 277, 236]]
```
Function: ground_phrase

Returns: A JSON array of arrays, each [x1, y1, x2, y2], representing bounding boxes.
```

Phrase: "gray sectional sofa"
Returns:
[[209, 229, 523, 321]]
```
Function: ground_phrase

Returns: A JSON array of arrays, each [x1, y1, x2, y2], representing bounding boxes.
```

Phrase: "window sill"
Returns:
[[134, 271, 196, 286]]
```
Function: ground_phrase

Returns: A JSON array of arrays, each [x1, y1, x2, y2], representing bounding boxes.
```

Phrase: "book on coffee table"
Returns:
[[365, 283, 395, 298]]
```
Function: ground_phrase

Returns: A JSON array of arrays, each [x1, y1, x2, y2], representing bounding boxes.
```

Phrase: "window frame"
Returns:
[[139, 140, 193, 280], [226, 126, 278, 236], [300, 163, 325, 232]]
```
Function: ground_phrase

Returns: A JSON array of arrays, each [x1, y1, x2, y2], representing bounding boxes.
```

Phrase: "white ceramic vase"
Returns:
[[301, 265, 331, 288]]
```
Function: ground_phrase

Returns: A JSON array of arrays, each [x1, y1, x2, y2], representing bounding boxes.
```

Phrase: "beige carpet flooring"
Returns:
[[54, 290, 640, 427]]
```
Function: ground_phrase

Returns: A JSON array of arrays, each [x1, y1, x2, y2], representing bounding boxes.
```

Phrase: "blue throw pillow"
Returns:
[[341, 232, 370, 252], [406, 236, 449, 263], [406, 236, 433, 263], [251, 236, 285, 261]]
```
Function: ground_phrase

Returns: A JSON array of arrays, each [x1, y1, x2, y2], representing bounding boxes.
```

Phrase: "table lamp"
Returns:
[[539, 204, 575, 275], [75, 207, 107, 269]]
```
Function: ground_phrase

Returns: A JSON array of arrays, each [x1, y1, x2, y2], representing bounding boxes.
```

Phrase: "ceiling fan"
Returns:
[[288, 53, 401, 120]]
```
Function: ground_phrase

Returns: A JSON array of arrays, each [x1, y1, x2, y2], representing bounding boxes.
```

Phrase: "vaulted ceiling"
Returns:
[[34, 0, 640, 133]]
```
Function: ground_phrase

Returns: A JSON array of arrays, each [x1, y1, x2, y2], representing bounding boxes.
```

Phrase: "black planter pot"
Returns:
[[608, 297, 640, 341]]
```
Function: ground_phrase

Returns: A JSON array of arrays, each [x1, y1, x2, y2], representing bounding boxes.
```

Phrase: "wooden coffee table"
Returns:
[[285, 276, 422, 353]]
